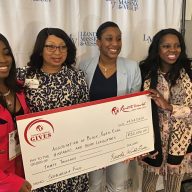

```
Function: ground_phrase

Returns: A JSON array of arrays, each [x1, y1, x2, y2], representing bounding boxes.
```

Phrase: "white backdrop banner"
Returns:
[[0, 0, 183, 191], [0, 0, 182, 67]]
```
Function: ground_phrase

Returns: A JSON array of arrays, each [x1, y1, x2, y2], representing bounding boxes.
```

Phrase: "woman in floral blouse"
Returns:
[[140, 28, 192, 192], [17, 28, 89, 192]]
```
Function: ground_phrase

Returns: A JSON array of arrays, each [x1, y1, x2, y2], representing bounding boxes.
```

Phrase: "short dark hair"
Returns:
[[0, 33, 19, 92], [28, 28, 76, 70], [140, 28, 191, 86], [96, 21, 120, 40]]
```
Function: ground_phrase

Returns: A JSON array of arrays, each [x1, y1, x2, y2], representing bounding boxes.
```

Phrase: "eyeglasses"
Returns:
[[159, 44, 181, 50], [44, 44, 67, 53]]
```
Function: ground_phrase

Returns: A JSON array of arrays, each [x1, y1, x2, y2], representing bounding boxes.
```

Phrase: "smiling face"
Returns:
[[159, 34, 181, 70], [42, 35, 68, 72], [97, 26, 122, 60], [0, 40, 12, 82]]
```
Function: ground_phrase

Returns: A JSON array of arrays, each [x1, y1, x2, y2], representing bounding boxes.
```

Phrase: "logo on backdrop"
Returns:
[[32, 0, 51, 2], [24, 119, 54, 147], [105, 0, 117, 8], [69, 34, 78, 45], [69, 32, 97, 47], [106, 0, 139, 11], [143, 34, 152, 44], [79, 32, 97, 46]]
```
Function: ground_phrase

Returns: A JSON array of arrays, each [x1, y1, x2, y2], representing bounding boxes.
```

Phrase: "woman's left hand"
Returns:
[[148, 89, 173, 111]]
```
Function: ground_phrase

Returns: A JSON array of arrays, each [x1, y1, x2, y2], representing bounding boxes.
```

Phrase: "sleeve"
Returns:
[[78, 58, 89, 76], [77, 70, 89, 103], [78, 60, 85, 71], [0, 170, 24, 192], [167, 105, 192, 165], [167, 73, 192, 164], [130, 62, 142, 93]]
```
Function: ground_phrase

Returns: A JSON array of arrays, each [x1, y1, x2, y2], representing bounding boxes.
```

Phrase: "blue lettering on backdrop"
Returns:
[[143, 34, 152, 43], [32, 0, 51, 2], [79, 32, 97, 46], [105, 0, 138, 10], [105, 0, 117, 8], [69, 34, 78, 46], [118, 0, 138, 10]]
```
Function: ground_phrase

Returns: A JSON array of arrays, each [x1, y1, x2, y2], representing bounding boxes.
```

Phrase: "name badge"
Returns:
[[9, 130, 21, 160], [25, 78, 39, 89]]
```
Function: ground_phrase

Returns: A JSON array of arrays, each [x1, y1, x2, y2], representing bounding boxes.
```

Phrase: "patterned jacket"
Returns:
[[143, 68, 192, 165]]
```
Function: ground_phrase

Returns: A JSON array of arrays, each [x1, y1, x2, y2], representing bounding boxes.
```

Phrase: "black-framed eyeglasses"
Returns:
[[44, 44, 67, 53]]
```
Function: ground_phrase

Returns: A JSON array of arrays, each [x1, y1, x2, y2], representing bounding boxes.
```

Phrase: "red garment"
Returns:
[[0, 91, 30, 192]]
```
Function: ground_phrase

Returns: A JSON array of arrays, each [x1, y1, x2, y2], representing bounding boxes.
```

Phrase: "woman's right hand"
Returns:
[[148, 89, 173, 111], [19, 180, 32, 192]]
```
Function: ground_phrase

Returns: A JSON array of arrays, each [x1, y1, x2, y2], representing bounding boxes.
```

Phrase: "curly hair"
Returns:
[[28, 28, 76, 71], [140, 28, 192, 88]]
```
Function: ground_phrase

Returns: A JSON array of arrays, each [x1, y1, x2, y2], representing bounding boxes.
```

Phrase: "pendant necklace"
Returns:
[[99, 64, 107, 75], [99, 63, 116, 76]]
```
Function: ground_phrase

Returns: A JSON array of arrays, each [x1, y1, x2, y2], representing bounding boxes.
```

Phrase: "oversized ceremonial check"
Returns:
[[16, 91, 154, 190]]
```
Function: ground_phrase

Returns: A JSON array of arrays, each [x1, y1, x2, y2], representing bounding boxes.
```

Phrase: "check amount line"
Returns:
[[32, 146, 125, 175], [80, 150, 102, 157], [126, 126, 149, 139], [52, 138, 124, 161]]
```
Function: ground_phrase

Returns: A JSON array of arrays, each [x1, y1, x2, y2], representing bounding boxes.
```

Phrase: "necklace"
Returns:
[[99, 63, 116, 76], [0, 89, 11, 97], [99, 64, 107, 73]]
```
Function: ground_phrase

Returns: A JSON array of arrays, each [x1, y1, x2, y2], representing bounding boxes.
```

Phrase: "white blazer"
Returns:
[[79, 54, 141, 96]]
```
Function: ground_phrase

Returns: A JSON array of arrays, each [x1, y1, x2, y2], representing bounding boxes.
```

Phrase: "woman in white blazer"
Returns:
[[79, 21, 141, 192]]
